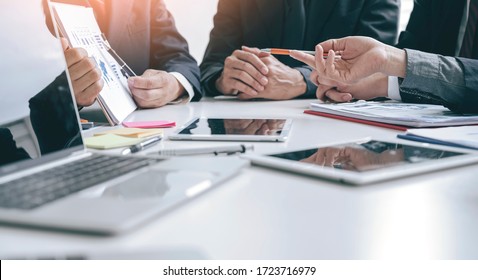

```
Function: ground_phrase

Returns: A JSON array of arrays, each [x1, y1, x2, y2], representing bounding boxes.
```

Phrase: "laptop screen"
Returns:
[[0, 0, 83, 175]]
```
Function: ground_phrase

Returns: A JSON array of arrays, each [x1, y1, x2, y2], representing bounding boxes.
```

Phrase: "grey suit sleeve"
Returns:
[[399, 49, 478, 113]]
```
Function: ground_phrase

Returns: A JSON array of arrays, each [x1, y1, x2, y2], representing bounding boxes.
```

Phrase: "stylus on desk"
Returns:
[[122, 136, 162, 155], [156, 144, 254, 157]]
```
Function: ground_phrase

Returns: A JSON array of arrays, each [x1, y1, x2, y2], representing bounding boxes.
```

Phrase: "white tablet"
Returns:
[[168, 117, 292, 142], [243, 138, 478, 185]]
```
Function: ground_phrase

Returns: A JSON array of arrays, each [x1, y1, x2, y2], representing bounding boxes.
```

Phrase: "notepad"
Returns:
[[94, 128, 163, 138], [123, 121, 176, 129], [84, 134, 143, 150]]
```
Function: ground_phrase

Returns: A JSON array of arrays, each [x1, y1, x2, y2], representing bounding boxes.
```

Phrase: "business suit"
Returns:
[[396, 0, 467, 56], [54, 0, 202, 101], [29, 72, 82, 155], [395, 0, 478, 113], [201, 0, 401, 98], [0, 129, 30, 166]]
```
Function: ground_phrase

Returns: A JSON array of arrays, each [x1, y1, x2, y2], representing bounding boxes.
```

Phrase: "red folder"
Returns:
[[304, 110, 409, 131]]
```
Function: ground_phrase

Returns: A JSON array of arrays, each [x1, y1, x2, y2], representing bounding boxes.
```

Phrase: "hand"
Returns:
[[128, 70, 185, 109], [290, 36, 406, 85], [223, 119, 285, 135], [312, 72, 388, 102], [62, 38, 103, 107], [215, 46, 269, 96], [237, 51, 307, 100]]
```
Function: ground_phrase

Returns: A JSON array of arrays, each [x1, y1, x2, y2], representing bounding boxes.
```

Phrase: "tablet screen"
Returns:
[[178, 118, 287, 136], [270, 140, 464, 172]]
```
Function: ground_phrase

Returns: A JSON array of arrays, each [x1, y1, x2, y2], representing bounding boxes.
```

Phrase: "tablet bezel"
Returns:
[[168, 117, 293, 142], [242, 138, 478, 185]]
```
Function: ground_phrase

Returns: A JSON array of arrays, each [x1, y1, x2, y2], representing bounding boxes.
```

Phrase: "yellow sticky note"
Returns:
[[84, 134, 143, 150], [94, 128, 163, 138]]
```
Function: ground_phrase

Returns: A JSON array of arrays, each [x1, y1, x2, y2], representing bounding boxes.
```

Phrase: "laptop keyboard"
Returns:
[[0, 155, 160, 210]]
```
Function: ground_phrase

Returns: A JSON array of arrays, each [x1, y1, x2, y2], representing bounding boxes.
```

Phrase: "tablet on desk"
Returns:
[[169, 117, 292, 142], [243, 139, 478, 185]]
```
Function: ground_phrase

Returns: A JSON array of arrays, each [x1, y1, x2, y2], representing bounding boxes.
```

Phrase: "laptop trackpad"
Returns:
[[86, 170, 217, 200]]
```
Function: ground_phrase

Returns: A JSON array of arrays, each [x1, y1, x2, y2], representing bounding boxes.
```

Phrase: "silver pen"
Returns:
[[157, 144, 254, 157], [121, 136, 162, 155]]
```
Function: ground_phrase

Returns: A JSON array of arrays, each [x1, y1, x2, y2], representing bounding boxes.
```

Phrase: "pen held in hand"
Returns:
[[260, 48, 341, 59], [121, 136, 162, 155]]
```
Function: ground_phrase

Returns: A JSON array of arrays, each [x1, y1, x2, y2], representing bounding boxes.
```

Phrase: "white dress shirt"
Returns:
[[170, 72, 195, 103]]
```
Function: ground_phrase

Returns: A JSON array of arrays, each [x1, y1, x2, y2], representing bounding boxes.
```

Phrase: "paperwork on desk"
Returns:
[[400, 126, 478, 150], [309, 101, 478, 128], [52, 3, 137, 125]]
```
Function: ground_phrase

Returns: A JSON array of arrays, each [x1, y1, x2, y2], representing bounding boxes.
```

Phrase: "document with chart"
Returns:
[[51, 2, 137, 125]]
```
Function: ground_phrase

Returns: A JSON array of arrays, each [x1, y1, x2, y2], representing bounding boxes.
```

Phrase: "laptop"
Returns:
[[0, 0, 248, 235]]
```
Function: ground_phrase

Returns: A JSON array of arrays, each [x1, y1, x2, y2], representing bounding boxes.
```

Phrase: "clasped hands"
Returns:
[[289, 36, 407, 103], [215, 46, 307, 100]]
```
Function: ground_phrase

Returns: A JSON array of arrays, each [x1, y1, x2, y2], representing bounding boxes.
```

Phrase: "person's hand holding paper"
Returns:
[[128, 69, 186, 109], [61, 38, 104, 106]]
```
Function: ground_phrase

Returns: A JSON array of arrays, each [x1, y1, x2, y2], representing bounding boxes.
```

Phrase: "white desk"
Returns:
[[1, 98, 478, 259]]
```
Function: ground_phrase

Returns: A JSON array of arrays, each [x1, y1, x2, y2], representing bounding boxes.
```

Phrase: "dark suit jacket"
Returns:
[[29, 72, 82, 155], [396, 0, 467, 57], [0, 129, 30, 166], [396, 0, 478, 113], [200, 0, 400, 98], [54, 0, 202, 101]]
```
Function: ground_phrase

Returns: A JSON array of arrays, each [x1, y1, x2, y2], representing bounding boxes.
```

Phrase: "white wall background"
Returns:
[[1, 0, 65, 125], [164, 0, 414, 63]]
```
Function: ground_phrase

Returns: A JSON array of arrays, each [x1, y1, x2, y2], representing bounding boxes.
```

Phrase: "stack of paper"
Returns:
[[84, 134, 143, 150], [85, 128, 163, 149], [306, 101, 478, 129]]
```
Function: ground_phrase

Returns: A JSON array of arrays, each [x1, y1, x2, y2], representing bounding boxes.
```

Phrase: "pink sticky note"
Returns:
[[123, 121, 176, 129]]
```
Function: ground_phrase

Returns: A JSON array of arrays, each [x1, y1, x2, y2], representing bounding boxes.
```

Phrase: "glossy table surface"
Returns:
[[1, 98, 478, 259]]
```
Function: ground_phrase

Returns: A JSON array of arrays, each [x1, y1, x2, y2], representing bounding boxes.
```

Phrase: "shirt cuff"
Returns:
[[387, 76, 402, 101], [170, 72, 194, 103]]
